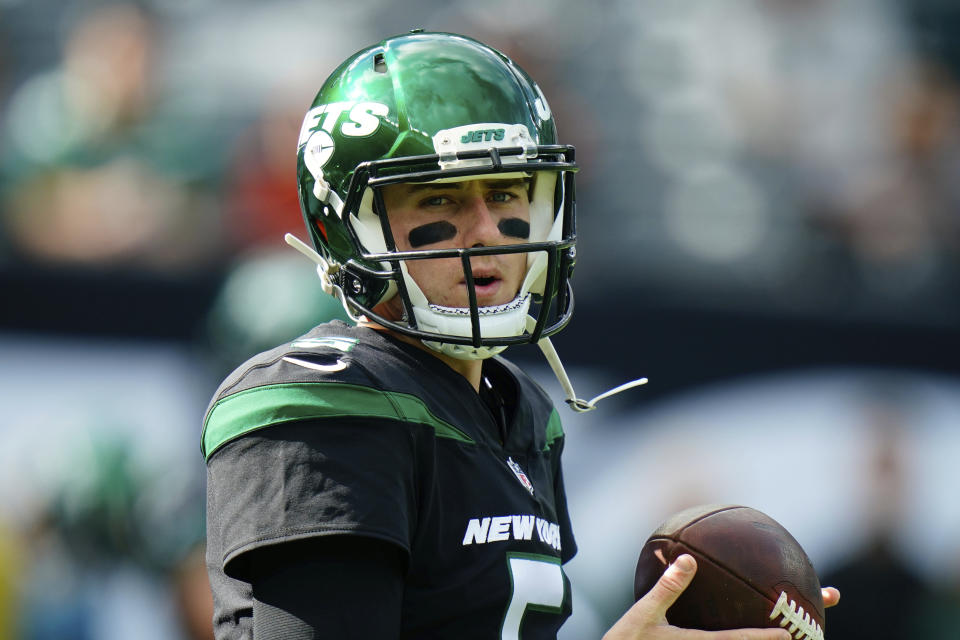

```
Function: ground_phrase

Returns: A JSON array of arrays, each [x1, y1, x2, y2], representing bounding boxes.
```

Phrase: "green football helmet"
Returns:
[[295, 31, 578, 360]]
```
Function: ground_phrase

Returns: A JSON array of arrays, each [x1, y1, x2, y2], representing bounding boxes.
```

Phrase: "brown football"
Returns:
[[634, 504, 825, 640]]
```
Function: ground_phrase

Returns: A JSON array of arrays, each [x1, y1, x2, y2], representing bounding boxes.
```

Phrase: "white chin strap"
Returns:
[[417, 293, 531, 360], [526, 317, 648, 413]]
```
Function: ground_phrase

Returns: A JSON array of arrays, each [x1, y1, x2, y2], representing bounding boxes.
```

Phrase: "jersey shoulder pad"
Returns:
[[201, 322, 473, 460]]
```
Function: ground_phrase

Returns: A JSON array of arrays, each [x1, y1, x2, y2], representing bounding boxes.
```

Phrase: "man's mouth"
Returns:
[[462, 271, 507, 303], [465, 270, 501, 291]]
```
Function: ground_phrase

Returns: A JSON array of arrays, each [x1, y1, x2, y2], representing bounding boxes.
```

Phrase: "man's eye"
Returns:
[[489, 192, 514, 203], [419, 195, 451, 207]]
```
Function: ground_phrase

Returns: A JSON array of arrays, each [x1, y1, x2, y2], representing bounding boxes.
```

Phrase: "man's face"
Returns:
[[380, 177, 532, 310]]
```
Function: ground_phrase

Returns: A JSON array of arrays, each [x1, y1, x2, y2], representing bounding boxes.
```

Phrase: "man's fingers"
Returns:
[[703, 630, 791, 640], [619, 553, 796, 640], [822, 586, 840, 608], [643, 553, 698, 614], [650, 624, 791, 640], [637, 554, 792, 640]]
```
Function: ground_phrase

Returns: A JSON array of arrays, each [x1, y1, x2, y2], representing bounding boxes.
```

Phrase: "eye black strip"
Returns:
[[408, 221, 457, 247], [498, 218, 530, 239]]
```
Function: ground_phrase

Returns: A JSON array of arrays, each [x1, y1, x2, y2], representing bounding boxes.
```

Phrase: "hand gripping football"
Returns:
[[634, 504, 825, 640]]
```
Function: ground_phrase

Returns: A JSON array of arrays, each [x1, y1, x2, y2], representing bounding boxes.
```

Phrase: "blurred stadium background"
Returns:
[[1, 0, 959, 638]]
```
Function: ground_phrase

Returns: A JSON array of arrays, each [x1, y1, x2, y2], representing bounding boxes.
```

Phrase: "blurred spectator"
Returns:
[[743, 1, 960, 310], [823, 60, 960, 300], [14, 432, 210, 640], [220, 98, 305, 253], [0, 3, 225, 272], [819, 385, 934, 639], [0, 330, 215, 639], [7, 422, 212, 640], [613, 0, 960, 321]]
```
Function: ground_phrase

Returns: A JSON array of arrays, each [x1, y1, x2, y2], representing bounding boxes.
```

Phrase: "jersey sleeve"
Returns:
[[205, 414, 427, 582]]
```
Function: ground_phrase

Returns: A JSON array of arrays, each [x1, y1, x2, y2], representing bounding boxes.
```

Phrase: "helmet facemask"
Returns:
[[341, 143, 576, 360]]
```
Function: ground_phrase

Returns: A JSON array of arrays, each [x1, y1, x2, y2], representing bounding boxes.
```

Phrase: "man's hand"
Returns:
[[603, 554, 817, 640]]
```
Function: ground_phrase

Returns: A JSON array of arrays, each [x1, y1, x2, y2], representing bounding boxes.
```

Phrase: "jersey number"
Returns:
[[501, 553, 565, 640]]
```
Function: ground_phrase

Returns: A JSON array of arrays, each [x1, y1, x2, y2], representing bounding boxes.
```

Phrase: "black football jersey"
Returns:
[[203, 320, 577, 639]]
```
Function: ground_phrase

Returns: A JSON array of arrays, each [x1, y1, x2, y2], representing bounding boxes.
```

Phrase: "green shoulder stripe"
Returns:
[[544, 408, 563, 450], [201, 382, 474, 460]]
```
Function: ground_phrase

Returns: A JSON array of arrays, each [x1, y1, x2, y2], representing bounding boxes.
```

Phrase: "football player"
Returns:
[[202, 31, 837, 639]]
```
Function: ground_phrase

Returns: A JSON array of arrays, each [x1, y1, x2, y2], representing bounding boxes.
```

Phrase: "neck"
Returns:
[[361, 320, 484, 392], [432, 348, 484, 391]]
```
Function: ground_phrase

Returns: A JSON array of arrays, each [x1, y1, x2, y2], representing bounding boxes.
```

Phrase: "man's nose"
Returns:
[[461, 197, 502, 247]]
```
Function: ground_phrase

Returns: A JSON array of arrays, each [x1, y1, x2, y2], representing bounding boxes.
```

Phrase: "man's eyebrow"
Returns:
[[398, 179, 529, 194], [485, 179, 531, 190], [401, 182, 463, 194]]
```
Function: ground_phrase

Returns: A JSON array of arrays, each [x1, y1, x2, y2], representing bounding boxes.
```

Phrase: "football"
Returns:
[[634, 504, 825, 640]]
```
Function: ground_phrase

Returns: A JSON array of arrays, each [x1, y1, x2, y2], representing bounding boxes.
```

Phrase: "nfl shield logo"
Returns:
[[506, 457, 535, 496]]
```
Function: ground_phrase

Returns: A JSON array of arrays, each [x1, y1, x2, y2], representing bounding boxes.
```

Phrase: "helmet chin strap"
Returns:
[[285, 232, 648, 412], [527, 317, 648, 413], [285, 233, 364, 324]]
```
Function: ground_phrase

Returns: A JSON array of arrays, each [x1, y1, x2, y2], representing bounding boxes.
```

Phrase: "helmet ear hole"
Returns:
[[374, 53, 387, 73]]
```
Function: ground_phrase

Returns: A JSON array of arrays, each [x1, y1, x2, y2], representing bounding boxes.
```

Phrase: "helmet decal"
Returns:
[[302, 130, 335, 201], [300, 101, 390, 207], [298, 101, 390, 144], [533, 83, 552, 120], [433, 123, 537, 170]]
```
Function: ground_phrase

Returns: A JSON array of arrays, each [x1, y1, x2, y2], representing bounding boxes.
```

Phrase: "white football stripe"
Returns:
[[282, 355, 347, 373]]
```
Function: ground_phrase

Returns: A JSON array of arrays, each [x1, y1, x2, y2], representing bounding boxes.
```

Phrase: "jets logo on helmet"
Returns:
[[298, 101, 391, 146], [302, 130, 336, 201], [300, 101, 391, 205]]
